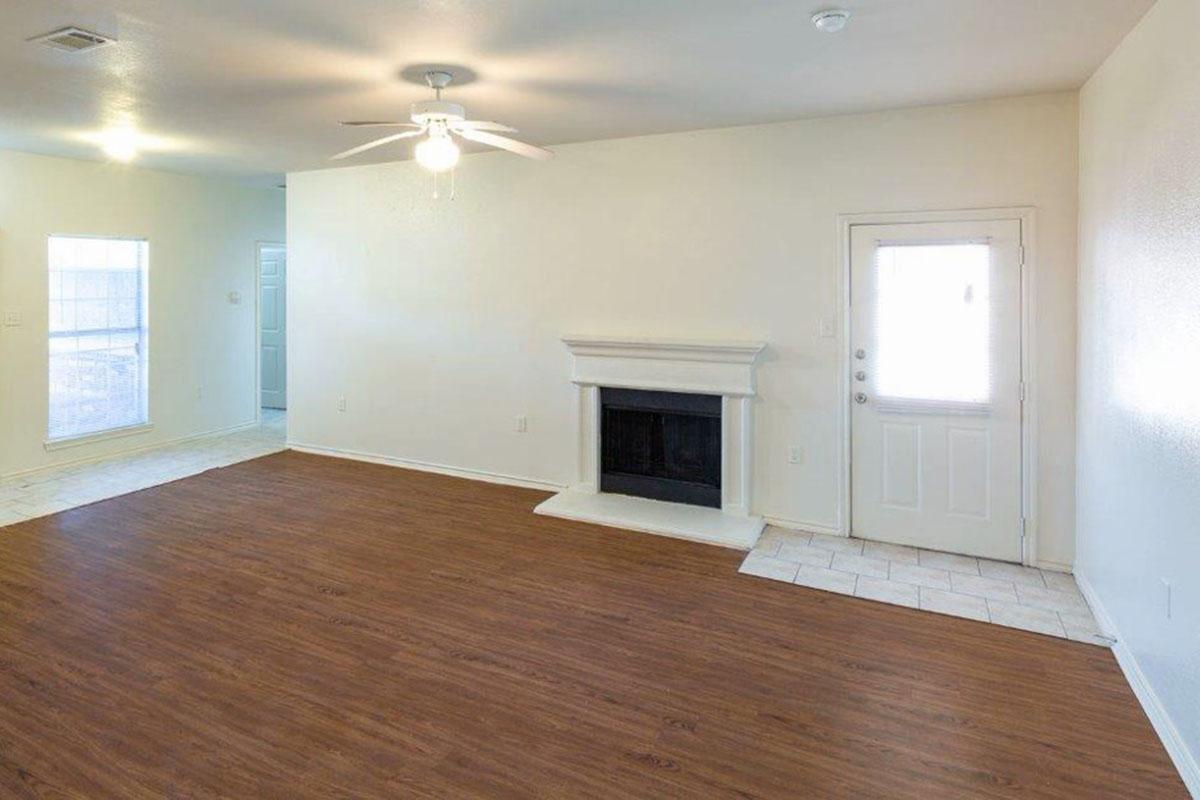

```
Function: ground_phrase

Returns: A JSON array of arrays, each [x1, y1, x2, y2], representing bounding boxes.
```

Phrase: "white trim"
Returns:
[[1031, 558, 1073, 574], [7, 419, 258, 482], [1076, 571, 1200, 796], [561, 335, 766, 364], [286, 441, 565, 493], [760, 514, 844, 538], [836, 207, 1040, 565], [45, 422, 155, 451], [562, 335, 766, 397]]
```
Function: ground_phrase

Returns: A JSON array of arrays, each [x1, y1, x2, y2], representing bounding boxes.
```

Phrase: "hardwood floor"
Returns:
[[0, 451, 1185, 798]]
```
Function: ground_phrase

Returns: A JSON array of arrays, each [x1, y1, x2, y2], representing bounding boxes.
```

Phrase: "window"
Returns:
[[48, 236, 149, 441], [874, 242, 991, 408]]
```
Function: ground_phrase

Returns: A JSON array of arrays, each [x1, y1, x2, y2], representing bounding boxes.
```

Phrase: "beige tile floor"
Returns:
[[0, 410, 286, 528], [741, 526, 1111, 646]]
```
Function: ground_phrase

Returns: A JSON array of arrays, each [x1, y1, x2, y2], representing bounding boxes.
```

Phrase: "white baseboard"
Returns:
[[1076, 571, 1199, 797], [1032, 558, 1074, 574], [2, 419, 260, 483], [761, 515, 843, 537], [286, 441, 566, 493]]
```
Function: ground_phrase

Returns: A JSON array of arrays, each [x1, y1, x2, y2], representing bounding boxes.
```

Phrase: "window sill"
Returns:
[[44, 422, 155, 452]]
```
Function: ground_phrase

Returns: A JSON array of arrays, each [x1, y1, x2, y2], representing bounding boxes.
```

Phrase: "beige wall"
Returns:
[[0, 149, 285, 476], [288, 92, 1079, 567], [1077, 0, 1200, 787]]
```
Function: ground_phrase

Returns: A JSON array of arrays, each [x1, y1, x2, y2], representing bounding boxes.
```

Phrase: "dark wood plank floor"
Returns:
[[0, 451, 1185, 799]]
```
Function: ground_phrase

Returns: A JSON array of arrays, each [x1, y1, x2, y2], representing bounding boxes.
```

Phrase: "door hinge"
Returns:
[[1018, 244, 1026, 267], [1019, 381, 1027, 403], [1020, 517, 1027, 539]]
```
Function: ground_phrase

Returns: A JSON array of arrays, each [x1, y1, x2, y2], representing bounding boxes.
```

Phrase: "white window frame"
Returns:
[[44, 234, 153, 450]]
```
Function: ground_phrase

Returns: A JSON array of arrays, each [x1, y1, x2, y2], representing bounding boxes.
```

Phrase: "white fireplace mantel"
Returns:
[[561, 335, 765, 396], [534, 335, 767, 549]]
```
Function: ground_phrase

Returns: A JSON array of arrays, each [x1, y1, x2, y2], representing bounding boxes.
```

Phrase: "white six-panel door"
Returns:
[[849, 220, 1023, 561], [259, 245, 287, 410]]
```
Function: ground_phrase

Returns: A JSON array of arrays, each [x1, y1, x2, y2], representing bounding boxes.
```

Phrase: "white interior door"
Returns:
[[259, 244, 287, 410], [849, 220, 1023, 561]]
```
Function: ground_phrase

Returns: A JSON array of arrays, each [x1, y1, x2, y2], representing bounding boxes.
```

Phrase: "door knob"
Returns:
[[854, 392, 868, 404], [854, 370, 867, 382], [855, 348, 866, 360]]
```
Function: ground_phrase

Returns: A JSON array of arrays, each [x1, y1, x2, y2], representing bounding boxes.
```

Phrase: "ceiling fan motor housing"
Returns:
[[411, 100, 466, 125]]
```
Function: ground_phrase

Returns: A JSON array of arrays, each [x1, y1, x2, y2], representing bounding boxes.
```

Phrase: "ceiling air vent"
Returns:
[[29, 26, 115, 53]]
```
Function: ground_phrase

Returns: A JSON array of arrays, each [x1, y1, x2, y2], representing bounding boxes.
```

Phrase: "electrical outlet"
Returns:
[[788, 445, 804, 464], [337, 396, 347, 412], [514, 415, 527, 433]]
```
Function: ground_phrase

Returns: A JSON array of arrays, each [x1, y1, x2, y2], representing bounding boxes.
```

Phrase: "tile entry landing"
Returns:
[[740, 527, 1109, 646]]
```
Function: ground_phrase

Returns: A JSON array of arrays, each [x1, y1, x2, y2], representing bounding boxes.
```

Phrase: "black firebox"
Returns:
[[599, 388, 721, 508]]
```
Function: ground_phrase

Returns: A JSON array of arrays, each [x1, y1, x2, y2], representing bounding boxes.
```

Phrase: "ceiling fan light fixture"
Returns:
[[812, 8, 851, 33], [414, 133, 460, 172], [333, 68, 552, 166]]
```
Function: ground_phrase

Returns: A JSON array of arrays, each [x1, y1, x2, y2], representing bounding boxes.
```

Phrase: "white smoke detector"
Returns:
[[812, 9, 851, 33]]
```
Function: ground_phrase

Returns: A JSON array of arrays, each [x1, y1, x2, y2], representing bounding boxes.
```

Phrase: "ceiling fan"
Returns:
[[332, 70, 552, 171]]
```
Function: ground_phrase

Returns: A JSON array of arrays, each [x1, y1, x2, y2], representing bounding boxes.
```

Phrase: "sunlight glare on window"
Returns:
[[874, 243, 991, 405], [48, 235, 149, 440]]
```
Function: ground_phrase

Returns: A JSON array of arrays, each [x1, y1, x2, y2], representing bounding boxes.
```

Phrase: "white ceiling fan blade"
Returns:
[[340, 121, 421, 128], [331, 129, 424, 161], [455, 128, 552, 161], [451, 120, 517, 133]]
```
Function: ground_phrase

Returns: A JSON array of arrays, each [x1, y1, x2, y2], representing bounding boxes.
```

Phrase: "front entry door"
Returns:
[[850, 220, 1023, 561], [259, 244, 287, 409]]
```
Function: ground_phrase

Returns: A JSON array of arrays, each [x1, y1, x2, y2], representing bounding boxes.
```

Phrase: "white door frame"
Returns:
[[254, 241, 285, 422], [836, 208, 1039, 566]]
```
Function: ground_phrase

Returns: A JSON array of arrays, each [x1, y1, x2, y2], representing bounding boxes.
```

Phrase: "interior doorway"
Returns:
[[257, 243, 287, 410], [847, 217, 1026, 562]]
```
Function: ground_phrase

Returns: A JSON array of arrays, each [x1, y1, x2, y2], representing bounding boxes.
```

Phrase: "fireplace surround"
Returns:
[[534, 335, 766, 549]]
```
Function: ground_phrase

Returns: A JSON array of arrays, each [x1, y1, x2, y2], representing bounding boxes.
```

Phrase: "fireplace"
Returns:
[[534, 335, 766, 549], [600, 388, 722, 508]]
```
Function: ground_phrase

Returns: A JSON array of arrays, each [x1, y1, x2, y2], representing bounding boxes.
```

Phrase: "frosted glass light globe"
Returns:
[[415, 134, 460, 172]]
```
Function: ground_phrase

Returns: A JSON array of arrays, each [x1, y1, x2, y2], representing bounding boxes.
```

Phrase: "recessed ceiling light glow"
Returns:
[[99, 127, 140, 161], [812, 9, 851, 33]]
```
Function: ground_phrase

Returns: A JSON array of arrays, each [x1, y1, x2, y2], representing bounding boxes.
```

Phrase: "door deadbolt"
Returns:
[[854, 348, 866, 360]]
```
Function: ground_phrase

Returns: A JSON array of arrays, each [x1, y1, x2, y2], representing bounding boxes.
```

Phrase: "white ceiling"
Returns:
[[1, 0, 1152, 186]]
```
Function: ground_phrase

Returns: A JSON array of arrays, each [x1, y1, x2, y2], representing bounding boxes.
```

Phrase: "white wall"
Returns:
[[0, 149, 285, 476], [288, 92, 1079, 567], [1077, 0, 1200, 790]]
